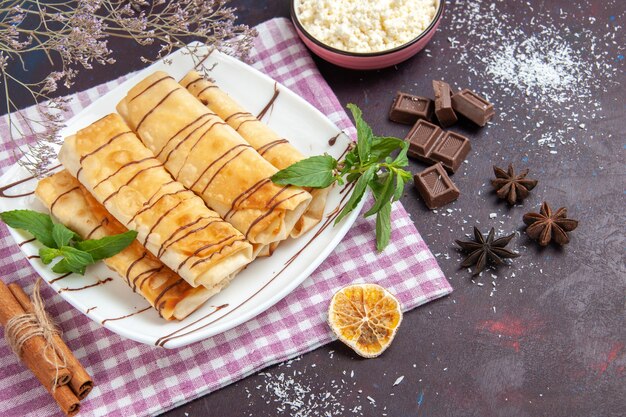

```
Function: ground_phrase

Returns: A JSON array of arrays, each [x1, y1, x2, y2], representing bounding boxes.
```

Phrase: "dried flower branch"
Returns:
[[0, 0, 256, 177]]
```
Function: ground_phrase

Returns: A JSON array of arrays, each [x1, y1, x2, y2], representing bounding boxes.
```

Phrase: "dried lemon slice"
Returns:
[[328, 283, 403, 358]]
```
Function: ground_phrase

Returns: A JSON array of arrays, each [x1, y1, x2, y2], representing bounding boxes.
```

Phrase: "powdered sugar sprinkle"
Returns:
[[437, 0, 622, 151]]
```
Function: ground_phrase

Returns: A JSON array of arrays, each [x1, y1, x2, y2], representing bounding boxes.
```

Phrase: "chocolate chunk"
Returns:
[[414, 163, 460, 209], [406, 119, 443, 162], [432, 80, 457, 127], [405, 119, 470, 173], [430, 131, 471, 173], [389, 92, 433, 124], [451, 89, 495, 126]]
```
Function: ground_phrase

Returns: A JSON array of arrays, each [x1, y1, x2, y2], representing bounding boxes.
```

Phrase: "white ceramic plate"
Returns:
[[0, 44, 360, 348]]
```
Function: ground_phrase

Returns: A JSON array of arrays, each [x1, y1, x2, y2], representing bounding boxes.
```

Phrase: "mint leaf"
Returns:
[[370, 136, 406, 163], [392, 141, 409, 168], [51, 259, 73, 274], [340, 151, 358, 176], [375, 201, 392, 251], [345, 171, 361, 183], [61, 246, 94, 264], [393, 173, 405, 202], [365, 173, 396, 217], [398, 168, 413, 181], [271, 155, 338, 188], [3, 209, 140, 275], [39, 247, 60, 265], [391, 160, 412, 202], [347, 103, 373, 166], [335, 165, 376, 225], [0, 210, 56, 248], [56, 246, 94, 275], [52, 223, 78, 248], [75, 230, 137, 261]]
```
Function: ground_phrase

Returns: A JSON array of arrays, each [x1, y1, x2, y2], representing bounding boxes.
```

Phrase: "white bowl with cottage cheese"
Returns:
[[291, 0, 443, 70]]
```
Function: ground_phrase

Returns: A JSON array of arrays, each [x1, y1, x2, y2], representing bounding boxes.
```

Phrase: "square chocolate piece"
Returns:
[[389, 92, 434, 125], [414, 163, 460, 209], [451, 89, 495, 126], [430, 131, 471, 173], [432, 80, 458, 127], [406, 119, 443, 162]]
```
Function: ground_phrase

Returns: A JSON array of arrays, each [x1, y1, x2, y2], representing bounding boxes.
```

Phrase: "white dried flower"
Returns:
[[0, 0, 256, 177]]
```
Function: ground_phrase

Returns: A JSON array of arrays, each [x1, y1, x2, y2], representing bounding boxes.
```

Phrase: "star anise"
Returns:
[[455, 227, 520, 275], [523, 202, 578, 246], [491, 164, 538, 205]]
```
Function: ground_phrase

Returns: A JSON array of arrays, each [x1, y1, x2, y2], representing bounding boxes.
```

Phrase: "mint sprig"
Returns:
[[1, 209, 137, 275], [270, 155, 337, 187], [271, 104, 412, 251], [0, 210, 57, 248]]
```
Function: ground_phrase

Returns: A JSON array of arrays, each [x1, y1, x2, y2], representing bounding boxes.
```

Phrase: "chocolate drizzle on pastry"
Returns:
[[49, 186, 80, 213], [135, 87, 183, 131], [80, 131, 132, 163], [129, 75, 174, 103], [256, 139, 289, 156], [157, 217, 223, 258], [101, 162, 163, 205], [189, 143, 252, 190]]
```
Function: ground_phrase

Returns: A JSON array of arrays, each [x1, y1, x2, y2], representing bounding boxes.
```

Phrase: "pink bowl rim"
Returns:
[[290, 0, 445, 57]]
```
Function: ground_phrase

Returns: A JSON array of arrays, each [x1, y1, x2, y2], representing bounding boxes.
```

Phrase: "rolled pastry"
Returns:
[[180, 70, 329, 237], [58, 113, 253, 289], [36, 170, 223, 320], [116, 71, 312, 245]]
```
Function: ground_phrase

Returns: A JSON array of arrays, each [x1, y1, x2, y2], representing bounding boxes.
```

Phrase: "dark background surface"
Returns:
[[6, 1, 625, 416]]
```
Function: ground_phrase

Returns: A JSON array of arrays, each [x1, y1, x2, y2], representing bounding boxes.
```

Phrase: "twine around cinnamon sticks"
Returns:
[[0, 279, 93, 416]]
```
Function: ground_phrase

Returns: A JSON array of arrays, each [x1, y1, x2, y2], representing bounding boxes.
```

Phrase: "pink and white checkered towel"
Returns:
[[0, 18, 451, 417]]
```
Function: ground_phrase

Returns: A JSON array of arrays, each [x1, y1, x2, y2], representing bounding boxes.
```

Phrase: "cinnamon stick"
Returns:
[[0, 280, 72, 390], [52, 385, 81, 416], [0, 280, 79, 416], [9, 282, 94, 400]]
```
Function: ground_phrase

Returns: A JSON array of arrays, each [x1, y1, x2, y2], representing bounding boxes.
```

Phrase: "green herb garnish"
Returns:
[[1, 209, 137, 275], [271, 104, 412, 251]]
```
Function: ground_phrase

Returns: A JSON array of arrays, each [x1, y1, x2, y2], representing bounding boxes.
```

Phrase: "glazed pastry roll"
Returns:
[[36, 170, 223, 320], [180, 70, 329, 237], [58, 113, 253, 289], [116, 71, 312, 245], [255, 241, 279, 258]]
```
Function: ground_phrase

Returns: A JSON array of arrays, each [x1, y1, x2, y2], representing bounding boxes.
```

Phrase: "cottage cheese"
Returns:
[[295, 0, 439, 53]]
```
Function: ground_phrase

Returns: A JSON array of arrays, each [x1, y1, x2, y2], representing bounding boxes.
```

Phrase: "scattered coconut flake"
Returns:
[[435, 0, 619, 152], [393, 376, 405, 386], [244, 357, 366, 416], [447, 37, 459, 48]]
